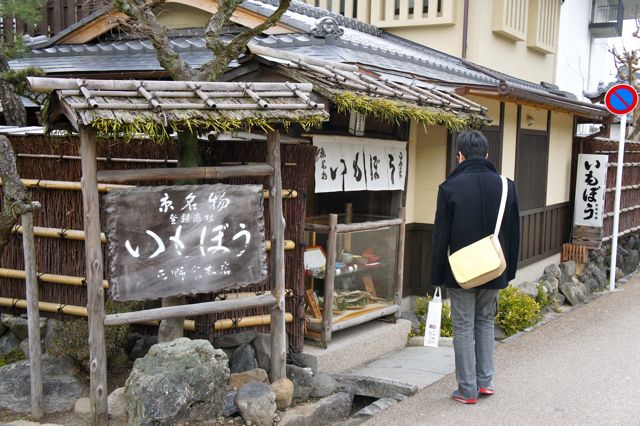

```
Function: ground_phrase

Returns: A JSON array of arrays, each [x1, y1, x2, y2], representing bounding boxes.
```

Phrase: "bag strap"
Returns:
[[493, 176, 508, 236]]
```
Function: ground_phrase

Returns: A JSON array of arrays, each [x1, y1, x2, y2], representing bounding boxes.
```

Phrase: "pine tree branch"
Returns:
[[0, 136, 30, 255], [197, 0, 291, 81], [112, 0, 197, 81]]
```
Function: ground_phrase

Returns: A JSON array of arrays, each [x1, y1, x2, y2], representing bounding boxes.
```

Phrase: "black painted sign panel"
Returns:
[[103, 184, 267, 301]]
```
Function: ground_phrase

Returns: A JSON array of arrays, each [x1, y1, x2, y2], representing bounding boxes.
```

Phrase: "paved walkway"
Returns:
[[361, 276, 640, 425]]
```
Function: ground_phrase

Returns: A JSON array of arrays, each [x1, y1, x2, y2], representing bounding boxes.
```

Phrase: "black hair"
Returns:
[[457, 130, 488, 159]]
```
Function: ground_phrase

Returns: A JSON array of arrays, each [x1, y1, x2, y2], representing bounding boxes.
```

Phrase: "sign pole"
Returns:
[[609, 113, 627, 291], [604, 83, 637, 291]]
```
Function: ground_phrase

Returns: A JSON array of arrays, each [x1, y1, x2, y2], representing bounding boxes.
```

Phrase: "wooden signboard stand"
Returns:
[[28, 77, 327, 425]]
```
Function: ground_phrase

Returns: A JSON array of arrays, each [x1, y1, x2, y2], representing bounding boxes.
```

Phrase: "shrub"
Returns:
[[411, 293, 453, 338], [49, 300, 138, 371], [0, 347, 25, 367], [535, 282, 560, 313], [496, 286, 542, 336]]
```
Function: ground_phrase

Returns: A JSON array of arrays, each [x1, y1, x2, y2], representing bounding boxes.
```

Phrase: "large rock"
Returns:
[[560, 281, 586, 306], [559, 261, 576, 284], [271, 377, 294, 410], [74, 397, 90, 423], [124, 338, 229, 425], [213, 330, 257, 349], [230, 343, 258, 373], [5, 316, 29, 341], [543, 264, 561, 280], [129, 335, 158, 361], [251, 333, 271, 374], [43, 319, 64, 354], [0, 333, 20, 358], [542, 277, 559, 294], [310, 372, 339, 398], [228, 368, 269, 390], [514, 281, 538, 299], [108, 387, 127, 420], [278, 392, 353, 426], [332, 375, 418, 399], [621, 249, 639, 274], [235, 382, 276, 426], [0, 356, 84, 413], [286, 364, 314, 403]]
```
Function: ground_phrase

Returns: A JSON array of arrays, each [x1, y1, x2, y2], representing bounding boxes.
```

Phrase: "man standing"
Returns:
[[430, 130, 520, 404]]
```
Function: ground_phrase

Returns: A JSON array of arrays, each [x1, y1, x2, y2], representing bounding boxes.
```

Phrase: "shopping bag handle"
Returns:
[[432, 287, 442, 302]]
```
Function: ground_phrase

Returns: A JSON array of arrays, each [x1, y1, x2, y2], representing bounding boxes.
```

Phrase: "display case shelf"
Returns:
[[303, 207, 406, 348]]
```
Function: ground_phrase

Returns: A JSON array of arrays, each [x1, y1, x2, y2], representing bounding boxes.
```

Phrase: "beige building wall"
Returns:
[[520, 105, 548, 131], [501, 103, 519, 180], [157, 4, 212, 28], [406, 124, 448, 224], [385, 0, 558, 84], [547, 112, 574, 205], [466, 95, 501, 126]]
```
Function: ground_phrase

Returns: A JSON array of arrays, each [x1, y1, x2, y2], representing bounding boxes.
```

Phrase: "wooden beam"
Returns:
[[267, 130, 287, 382], [336, 218, 404, 233], [97, 164, 274, 183], [79, 126, 108, 425], [322, 214, 338, 345], [104, 294, 276, 326], [395, 207, 406, 318], [57, 11, 128, 44]]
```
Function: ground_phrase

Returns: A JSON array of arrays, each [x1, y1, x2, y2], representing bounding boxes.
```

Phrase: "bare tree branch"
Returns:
[[197, 0, 291, 81], [0, 136, 30, 255], [113, 0, 197, 80]]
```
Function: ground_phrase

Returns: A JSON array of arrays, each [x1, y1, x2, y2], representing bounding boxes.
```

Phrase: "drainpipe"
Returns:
[[462, 0, 470, 59]]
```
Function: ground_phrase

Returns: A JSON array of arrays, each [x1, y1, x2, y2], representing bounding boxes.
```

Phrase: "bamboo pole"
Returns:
[[322, 214, 338, 346], [28, 77, 315, 94], [17, 153, 178, 165], [395, 207, 406, 319], [0, 179, 298, 199], [267, 130, 287, 382], [97, 164, 274, 183], [0, 298, 293, 331], [9, 225, 294, 250], [79, 126, 108, 425], [22, 207, 44, 418], [104, 295, 277, 326], [0, 268, 110, 288]]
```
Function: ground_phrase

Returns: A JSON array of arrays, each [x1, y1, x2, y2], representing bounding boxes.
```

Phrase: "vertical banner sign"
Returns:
[[314, 135, 407, 193], [103, 184, 267, 301], [573, 154, 608, 227]]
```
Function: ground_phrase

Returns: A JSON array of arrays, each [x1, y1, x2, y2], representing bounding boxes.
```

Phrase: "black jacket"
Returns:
[[430, 158, 520, 289]]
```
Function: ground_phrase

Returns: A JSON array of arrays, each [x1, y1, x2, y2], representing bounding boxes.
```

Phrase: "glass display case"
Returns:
[[304, 208, 405, 347]]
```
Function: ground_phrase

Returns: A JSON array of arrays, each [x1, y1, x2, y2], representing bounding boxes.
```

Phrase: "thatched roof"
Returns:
[[262, 52, 489, 131], [28, 77, 329, 140]]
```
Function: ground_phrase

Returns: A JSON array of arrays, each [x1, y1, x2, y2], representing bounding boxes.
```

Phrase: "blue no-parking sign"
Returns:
[[605, 84, 638, 115]]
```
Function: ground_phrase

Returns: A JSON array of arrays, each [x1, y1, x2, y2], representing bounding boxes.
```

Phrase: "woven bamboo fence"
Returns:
[[0, 134, 316, 351], [583, 139, 640, 243]]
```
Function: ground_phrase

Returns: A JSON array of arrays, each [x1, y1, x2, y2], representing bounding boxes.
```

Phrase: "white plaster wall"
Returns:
[[547, 112, 574, 205], [555, 0, 592, 98], [501, 103, 519, 180]]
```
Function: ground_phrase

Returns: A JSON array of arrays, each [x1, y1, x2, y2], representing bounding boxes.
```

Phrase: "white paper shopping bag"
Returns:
[[424, 287, 442, 348]]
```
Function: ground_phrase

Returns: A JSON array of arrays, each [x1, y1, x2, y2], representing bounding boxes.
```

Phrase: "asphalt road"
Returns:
[[364, 276, 640, 426]]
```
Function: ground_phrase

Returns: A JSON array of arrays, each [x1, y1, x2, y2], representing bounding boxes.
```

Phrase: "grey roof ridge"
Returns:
[[240, 0, 313, 33], [29, 7, 112, 49], [254, 0, 383, 36]]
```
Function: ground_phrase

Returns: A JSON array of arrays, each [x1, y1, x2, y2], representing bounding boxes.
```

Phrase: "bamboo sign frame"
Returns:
[[28, 77, 327, 425]]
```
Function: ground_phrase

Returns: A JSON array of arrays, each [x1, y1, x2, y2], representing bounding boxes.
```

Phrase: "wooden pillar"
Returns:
[[322, 214, 338, 345], [267, 131, 286, 382], [395, 207, 406, 317], [22, 207, 43, 418], [79, 126, 108, 425]]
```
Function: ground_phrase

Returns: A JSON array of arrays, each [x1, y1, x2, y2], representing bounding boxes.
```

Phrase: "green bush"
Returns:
[[496, 286, 542, 336], [411, 293, 453, 338], [0, 347, 25, 367], [49, 300, 138, 372]]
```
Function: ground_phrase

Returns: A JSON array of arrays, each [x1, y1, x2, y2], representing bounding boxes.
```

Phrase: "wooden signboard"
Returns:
[[103, 184, 267, 301]]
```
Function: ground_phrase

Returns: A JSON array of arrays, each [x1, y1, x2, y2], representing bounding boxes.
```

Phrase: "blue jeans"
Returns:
[[448, 287, 500, 398]]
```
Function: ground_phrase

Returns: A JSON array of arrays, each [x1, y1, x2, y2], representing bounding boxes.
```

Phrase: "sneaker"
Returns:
[[478, 386, 495, 396], [451, 390, 477, 404]]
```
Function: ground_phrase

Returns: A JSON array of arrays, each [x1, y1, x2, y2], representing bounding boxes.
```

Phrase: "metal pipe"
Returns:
[[462, 0, 470, 59]]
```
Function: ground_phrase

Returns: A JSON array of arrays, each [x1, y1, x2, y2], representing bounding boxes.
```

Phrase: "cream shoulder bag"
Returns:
[[447, 175, 508, 289]]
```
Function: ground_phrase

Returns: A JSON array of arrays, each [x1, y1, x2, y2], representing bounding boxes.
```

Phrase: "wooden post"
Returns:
[[322, 214, 338, 345], [79, 126, 108, 425], [395, 207, 406, 318], [22, 206, 43, 418], [344, 203, 352, 253], [267, 130, 287, 382]]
